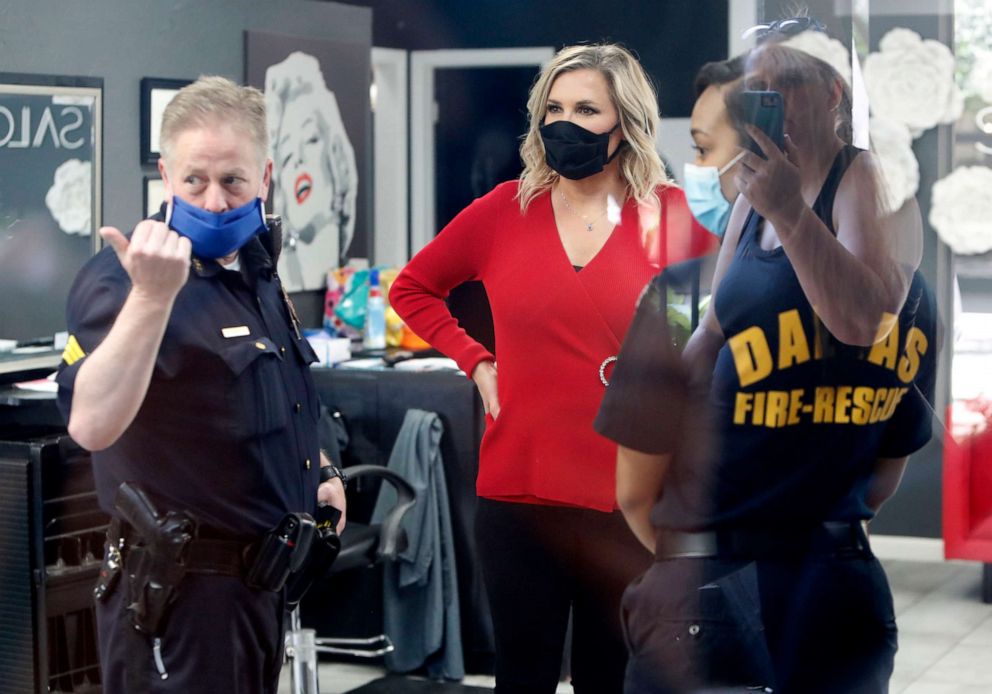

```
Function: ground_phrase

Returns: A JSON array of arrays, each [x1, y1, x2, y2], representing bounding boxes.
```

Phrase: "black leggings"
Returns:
[[475, 498, 652, 694]]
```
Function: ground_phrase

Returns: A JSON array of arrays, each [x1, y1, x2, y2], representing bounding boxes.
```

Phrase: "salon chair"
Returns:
[[285, 462, 417, 694], [943, 399, 992, 602]]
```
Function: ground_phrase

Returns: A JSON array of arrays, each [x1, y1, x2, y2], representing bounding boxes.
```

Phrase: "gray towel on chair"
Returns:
[[372, 409, 464, 679]]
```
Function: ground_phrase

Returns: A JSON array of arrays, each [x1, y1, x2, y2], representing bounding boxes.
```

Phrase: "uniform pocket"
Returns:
[[291, 335, 320, 367], [662, 588, 761, 688], [625, 562, 775, 692], [218, 338, 287, 437]]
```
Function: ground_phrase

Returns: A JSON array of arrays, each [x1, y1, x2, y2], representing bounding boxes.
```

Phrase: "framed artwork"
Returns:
[[0, 72, 102, 346], [246, 30, 371, 293], [143, 176, 166, 218], [140, 77, 191, 164]]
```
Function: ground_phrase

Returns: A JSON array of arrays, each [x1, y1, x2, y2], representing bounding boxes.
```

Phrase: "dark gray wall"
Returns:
[[0, 0, 371, 327], [0, 0, 371, 235], [336, 0, 729, 118]]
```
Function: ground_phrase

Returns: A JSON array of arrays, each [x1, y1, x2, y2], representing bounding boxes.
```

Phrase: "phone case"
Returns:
[[741, 90, 784, 155]]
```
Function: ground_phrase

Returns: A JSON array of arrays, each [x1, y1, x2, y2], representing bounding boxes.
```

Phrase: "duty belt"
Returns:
[[655, 521, 871, 560], [109, 517, 251, 578]]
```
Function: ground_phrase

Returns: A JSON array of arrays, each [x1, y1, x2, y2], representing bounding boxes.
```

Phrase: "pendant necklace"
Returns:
[[558, 188, 608, 232]]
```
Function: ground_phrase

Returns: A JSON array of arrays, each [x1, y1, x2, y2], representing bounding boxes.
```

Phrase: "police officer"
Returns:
[[56, 76, 346, 694]]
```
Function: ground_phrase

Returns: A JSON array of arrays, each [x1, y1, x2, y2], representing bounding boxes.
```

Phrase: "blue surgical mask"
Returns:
[[682, 152, 743, 238], [166, 195, 267, 259]]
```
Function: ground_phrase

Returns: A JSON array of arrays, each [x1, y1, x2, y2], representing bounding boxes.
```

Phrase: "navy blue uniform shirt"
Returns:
[[56, 230, 321, 538]]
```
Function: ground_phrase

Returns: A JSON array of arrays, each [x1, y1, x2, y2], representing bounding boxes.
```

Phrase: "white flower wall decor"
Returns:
[[869, 116, 920, 212], [929, 166, 992, 255], [863, 28, 964, 138], [44, 158, 91, 236]]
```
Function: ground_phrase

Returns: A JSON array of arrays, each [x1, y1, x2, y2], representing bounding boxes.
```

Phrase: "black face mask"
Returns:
[[539, 120, 623, 180]]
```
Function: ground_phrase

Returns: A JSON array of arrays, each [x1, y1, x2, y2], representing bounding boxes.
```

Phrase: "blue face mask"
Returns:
[[682, 153, 743, 238], [167, 195, 266, 259]]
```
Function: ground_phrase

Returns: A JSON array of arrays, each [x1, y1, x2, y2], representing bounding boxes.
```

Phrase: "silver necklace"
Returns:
[[558, 188, 608, 232]]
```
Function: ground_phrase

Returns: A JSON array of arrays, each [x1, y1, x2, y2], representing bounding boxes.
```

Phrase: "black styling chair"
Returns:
[[285, 407, 417, 694]]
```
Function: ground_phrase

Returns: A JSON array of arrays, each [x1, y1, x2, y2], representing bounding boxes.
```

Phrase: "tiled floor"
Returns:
[[888, 559, 992, 693], [280, 557, 992, 694], [277, 663, 575, 694]]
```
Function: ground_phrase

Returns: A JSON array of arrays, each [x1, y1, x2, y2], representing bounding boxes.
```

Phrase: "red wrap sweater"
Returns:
[[390, 181, 715, 511]]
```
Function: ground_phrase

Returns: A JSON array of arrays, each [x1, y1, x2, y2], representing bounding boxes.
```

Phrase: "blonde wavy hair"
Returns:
[[517, 43, 668, 213]]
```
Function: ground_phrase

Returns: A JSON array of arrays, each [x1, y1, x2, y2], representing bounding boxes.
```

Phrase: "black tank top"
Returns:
[[651, 144, 937, 530]]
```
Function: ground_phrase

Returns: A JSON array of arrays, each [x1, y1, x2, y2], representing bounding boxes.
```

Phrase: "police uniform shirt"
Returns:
[[56, 231, 321, 539]]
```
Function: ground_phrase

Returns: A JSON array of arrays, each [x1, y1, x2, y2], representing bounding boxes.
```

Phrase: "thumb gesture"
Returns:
[[102, 221, 192, 303], [99, 226, 130, 260]]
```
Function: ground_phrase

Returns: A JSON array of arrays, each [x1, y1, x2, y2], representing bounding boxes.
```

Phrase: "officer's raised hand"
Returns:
[[100, 220, 192, 303]]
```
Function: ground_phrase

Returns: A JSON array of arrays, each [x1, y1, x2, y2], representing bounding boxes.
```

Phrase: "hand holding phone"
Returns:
[[741, 90, 785, 157]]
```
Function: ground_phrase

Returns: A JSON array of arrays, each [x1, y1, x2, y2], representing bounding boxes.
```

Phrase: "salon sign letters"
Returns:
[[0, 101, 89, 150]]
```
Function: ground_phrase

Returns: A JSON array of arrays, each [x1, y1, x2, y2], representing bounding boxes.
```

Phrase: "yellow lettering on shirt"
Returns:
[[733, 385, 912, 428], [734, 392, 754, 425], [881, 387, 907, 419], [897, 327, 928, 384], [778, 310, 811, 370], [766, 390, 789, 428], [834, 385, 853, 424], [725, 304, 927, 430], [729, 327, 773, 387], [752, 391, 766, 426], [867, 318, 900, 370], [875, 312, 899, 343], [868, 388, 890, 423], [851, 387, 873, 425], [813, 386, 834, 423], [787, 388, 805, 425]]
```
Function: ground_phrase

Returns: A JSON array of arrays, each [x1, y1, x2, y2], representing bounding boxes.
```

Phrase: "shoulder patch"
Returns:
[[61, 334, 86, 366]]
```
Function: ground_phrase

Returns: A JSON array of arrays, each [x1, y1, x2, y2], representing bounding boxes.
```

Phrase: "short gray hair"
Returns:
[[160, 75, 268, 165]]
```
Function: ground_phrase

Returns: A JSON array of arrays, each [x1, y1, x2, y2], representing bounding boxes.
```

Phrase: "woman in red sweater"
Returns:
[[390, 43, 715, 693]]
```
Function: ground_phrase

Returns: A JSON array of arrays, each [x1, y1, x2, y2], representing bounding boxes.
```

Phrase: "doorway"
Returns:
[[433, 65, 536, 354], [409, 48, 553, 354]]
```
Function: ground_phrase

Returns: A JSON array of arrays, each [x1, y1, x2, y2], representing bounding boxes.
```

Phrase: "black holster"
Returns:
[[285, 505, 342, 607], [94, 517, 124, 603], [114, 482, 196, 636], [244, 512, 316, 592], [106, 481, 322, 637]]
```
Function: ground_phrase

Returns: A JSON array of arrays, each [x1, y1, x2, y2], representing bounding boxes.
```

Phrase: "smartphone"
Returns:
[[740, 90, 785, 156]]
